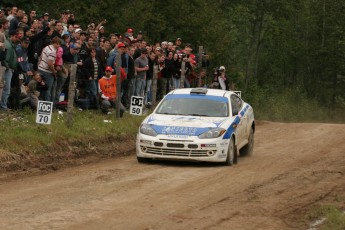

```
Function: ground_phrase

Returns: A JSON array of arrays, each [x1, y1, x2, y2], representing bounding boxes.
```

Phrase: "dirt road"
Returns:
[[0, 122, 344, 230]]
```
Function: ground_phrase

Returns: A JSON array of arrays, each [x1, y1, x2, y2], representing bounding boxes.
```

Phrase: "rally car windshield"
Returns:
[[156, 95, 229, 117]]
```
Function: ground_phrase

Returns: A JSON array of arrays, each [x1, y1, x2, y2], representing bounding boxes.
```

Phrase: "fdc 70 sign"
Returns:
[[36, 101, 53, 125]]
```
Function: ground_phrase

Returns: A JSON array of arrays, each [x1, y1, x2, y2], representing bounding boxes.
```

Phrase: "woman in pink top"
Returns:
[[55, 46, 63, 70]]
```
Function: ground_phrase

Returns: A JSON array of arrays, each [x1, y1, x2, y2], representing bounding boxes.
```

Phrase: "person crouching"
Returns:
[[98, 66, 125, 116]]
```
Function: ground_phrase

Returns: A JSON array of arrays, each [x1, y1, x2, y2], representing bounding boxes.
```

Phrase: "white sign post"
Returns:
[[130, 96, 144, 116], [36, 100, 53, 125]]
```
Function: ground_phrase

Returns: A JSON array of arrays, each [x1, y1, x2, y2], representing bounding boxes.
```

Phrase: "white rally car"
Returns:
[[136, 88, 255, 165]]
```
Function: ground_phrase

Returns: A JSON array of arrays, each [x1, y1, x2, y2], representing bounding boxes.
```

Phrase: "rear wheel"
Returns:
[[137, 157, 151, 163], [240, 127, 254, 157], [225, 136, 237, 166]]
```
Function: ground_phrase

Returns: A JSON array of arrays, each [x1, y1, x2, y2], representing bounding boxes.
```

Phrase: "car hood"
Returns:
[[145, 114, 232, 136]]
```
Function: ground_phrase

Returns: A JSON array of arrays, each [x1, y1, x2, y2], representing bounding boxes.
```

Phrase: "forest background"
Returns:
[[2, 0, 345, 122]]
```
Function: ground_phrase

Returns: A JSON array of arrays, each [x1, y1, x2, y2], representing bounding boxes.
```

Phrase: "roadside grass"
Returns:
[[0, 109, 144, 154], [306, 204, 345, 230], [245, 86, 345, 123]]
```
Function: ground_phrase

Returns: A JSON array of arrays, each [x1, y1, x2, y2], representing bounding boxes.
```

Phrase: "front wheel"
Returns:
[[225, 136, 237, 166]]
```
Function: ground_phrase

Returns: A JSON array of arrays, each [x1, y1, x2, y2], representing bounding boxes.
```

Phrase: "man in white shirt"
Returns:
[[217, 66, 229, 90], [38, 36, 61, 102]]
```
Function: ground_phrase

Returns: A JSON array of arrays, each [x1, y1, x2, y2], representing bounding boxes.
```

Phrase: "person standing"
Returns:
[[134, 48, 149, 98], [145, 51, 156, 105], [37, 36, 61, 102], [124, 46, 136, 108], [0, 30, 20, 110], [82, 48, 100, 108], [0, 17, 9, 103], [96, 38, 110, 79], [10, 36, 33, 109], [217, 66, 229, 90]]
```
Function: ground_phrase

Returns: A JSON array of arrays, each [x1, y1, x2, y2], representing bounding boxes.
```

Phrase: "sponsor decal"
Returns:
[[201, 144, 216, 147], [167, 135, 189, 139], [162, 126, 197, 135]]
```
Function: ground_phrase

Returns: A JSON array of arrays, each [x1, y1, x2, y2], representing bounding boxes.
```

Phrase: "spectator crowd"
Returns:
[[0, 6, 229, 115]]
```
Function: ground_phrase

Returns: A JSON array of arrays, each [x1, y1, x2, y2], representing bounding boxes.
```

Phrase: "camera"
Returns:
[[214, 67, 223, 77]]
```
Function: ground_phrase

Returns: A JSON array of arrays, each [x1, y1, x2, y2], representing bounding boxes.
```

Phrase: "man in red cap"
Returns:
[[125, 28, 135, 44], [98, 66, 125, 116]]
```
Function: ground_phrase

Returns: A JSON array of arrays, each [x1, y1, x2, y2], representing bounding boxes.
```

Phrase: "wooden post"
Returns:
[[152, 64, 158, 105], [115, 51, 122, 118], [66, 64, 77, 128], [197, 46, 203, 87], [180, 60, 186, 88]]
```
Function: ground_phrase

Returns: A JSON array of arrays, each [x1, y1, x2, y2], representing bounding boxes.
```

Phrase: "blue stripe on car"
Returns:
[[223, 104, 250, 139]]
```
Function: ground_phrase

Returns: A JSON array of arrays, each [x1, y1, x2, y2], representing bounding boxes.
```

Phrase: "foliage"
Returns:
[[1, 0, 344, 121], [243, 84, 338, 122]]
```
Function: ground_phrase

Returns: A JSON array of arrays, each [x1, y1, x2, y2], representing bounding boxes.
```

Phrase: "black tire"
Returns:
[[137, 157, 151, 163], [225, 136, 237, 166], [240, 127, 254, 157]]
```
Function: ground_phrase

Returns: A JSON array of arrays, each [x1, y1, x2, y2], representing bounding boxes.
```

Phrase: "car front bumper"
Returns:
[[136, 134, 229, 163]]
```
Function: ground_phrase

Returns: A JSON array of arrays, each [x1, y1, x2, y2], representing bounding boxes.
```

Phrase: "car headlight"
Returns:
[[198, 127, 226, 139], [140, 124, 158, 137]]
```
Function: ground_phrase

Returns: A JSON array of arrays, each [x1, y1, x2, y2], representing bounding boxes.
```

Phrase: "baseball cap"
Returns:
[[176, 37, 182, 41], [70, 43, 79, 49], [219, 66, 225, 71], [117, 42, 125, 48], [105, 66, 113, 72], [75, 28, 82, 33], [43, 12, 49, 16], [127, 28, 133, 33]]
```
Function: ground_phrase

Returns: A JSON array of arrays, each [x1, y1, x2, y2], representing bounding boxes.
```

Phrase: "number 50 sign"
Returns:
[[130, 96, 144, 116], [36, 101, 53, 125]]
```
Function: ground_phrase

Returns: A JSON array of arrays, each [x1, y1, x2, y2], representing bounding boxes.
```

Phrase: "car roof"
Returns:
[[169, 88, 235, 97]]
